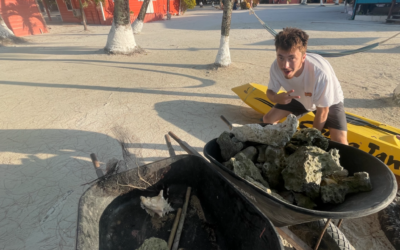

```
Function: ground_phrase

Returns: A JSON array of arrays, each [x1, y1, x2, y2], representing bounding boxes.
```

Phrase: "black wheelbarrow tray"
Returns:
[[204, 139, 398, 227], [75, 155, 284, 250]]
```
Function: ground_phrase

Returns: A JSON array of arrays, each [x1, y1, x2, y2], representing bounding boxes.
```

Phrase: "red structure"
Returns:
[[55, 0, 179, 25], [0, 0, 48, 36]]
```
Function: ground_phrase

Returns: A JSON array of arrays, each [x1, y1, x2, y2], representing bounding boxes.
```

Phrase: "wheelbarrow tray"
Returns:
[[75, 155, 284, 250], [204, 139, 398, 227]]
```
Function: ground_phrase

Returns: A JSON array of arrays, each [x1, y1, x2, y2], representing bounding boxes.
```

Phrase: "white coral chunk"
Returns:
[[140, 190, 174, 217], [230, 114, 299, 147]]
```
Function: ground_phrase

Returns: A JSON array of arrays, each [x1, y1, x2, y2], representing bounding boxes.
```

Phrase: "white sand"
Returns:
[[0, 4, 399, 249]]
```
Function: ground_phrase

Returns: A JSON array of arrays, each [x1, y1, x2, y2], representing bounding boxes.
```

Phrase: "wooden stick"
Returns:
[[171, 187, 192, 250], [168, 208, 182, 250], [276, 227, 312, 250]]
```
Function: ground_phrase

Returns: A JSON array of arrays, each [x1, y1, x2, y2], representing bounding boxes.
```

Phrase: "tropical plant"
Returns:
[[181, 0, 196, 13]]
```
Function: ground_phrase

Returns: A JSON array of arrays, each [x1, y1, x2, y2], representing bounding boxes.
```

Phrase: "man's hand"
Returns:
[[267, 89, 300, 105]]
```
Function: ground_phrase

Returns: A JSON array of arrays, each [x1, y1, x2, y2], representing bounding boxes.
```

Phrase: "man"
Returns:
[[263, 27, 348, 145]]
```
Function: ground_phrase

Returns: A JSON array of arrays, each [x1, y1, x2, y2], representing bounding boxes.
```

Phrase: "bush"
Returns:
[[240, 1, 248, 9], [181, 0, 196, 13]]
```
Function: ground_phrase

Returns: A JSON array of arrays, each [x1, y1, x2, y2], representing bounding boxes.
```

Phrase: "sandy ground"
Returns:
[[0, 4, 399, 250]]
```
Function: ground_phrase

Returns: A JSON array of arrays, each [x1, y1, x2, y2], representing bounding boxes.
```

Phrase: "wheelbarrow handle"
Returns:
[[168, 131, 203, 159], [165, 134, 176, 157], [220, 115, 233, 130], [90, 153, 104, 178]]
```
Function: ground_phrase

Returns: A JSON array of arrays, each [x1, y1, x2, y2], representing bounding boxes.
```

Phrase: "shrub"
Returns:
[[181, 0, 196, 13], [240, 1, 248, 8]]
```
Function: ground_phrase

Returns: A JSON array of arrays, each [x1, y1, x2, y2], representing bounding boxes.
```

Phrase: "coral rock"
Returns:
[[235, 146, 258, 162], [230, 114, 298, 147], [293, 192, 317, 209], [321, 183, 349, 204], [282, 146, 323, 199], [217, 131, 244, 161], [136, 237, 168, 250], [232, 157, 270, 188], [339, 172, 373, 193], [140, 190, 174, 217], [291, 128, 329, 150], [256, 145, 268, 163]]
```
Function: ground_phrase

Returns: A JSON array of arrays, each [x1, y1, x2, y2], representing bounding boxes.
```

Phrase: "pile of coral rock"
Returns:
[[217, 114, 372, 209]]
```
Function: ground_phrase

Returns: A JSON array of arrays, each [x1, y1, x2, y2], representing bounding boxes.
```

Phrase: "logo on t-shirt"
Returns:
[[305, 92, 312, 97]]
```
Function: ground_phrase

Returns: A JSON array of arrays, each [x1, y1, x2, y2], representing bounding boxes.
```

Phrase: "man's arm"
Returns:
[[313, 106, 329, 131], [267, 89, 300, 104]]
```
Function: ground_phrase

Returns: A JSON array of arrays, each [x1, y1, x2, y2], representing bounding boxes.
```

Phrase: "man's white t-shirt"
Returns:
[[268, 53, 344, 111]]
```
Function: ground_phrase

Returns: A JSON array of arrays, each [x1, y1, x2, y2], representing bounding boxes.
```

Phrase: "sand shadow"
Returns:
[[154, 99, 262, 144]]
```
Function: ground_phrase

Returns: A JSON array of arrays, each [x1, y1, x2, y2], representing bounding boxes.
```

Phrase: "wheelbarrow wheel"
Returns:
[[378, 193, 400, 250], [289, 219, 355, 250]]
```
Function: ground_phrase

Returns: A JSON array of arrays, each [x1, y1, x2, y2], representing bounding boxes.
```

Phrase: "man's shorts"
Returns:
[[274, 99, 348, 131]]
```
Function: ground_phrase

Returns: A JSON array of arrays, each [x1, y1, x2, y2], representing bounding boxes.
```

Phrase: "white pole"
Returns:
[[179, 0, 181, 15], [99, 2, 106, 21], [320, 0, 324, 6]]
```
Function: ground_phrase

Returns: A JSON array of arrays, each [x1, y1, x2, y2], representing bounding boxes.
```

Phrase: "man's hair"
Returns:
[[275, 27, 309, 54]]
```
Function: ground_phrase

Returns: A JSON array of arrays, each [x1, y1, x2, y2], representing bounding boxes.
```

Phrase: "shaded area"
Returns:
[[0, 80, 236, 99], [155, 100, 261, 143]]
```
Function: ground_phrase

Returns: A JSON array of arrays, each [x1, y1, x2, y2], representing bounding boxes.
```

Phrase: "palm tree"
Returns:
[[0, 13, 15, 39], [104, 0, 139, 54], [215, 0, 233, 67], [131, 0, 151, 34]]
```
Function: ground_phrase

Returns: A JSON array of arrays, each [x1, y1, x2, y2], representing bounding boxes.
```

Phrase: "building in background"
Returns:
[[0, 0, 48, 36]]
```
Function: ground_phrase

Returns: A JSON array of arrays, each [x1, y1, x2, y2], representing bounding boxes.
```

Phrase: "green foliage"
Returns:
[[181, 0, 196, 13], [240, 1, 248, 9]]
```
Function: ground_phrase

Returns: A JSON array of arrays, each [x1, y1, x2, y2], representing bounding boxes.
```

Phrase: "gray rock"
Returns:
[[217, 131, 244, 161], [262, 162, 284, 189], [320, 149, 344, 176], [230, 114, 298, 147], [293, 192, 317, 209], [136, 237, 168, 250], [321, 183, 349, 204], [256, 145, 268, 163], [232, 157, 270, 188], [223, 146, 258, 170], [282, 146, 323, 199], [291, 128, 329, 150], [339, 172, 373, 193], [235, 146, 258, 162]]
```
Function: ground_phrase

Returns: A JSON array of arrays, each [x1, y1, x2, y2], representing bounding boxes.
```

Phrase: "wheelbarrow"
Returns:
[[166, 127, 397, 250], [75, 139, 284, 249]]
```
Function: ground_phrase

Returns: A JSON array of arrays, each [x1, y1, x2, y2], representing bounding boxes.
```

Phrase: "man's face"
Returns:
[[276, 47, 306, 79]]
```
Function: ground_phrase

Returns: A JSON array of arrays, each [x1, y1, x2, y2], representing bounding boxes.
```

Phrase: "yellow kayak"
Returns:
[[232, 83, 400, 178]]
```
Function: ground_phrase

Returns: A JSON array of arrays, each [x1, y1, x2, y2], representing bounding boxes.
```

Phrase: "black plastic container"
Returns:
[[76, 155, 284, 250], [204, 139, 398, 227]]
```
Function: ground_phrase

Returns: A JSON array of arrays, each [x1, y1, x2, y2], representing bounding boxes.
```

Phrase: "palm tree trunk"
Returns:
[[386, 0, 396, 22], [78, 0, 88, 31], [105, 0, 138, 54], [132, 0, 151, 34], [215, 0, 233, 67], [0, 14, 15, 38]]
